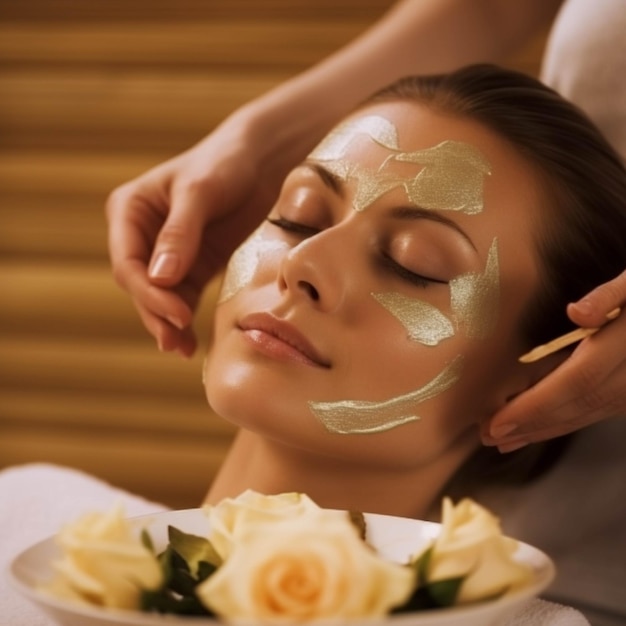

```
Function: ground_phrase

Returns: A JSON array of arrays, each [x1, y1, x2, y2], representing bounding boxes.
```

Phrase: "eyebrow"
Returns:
[[302, 160, 345, 196], [302, 160, 476, 252]]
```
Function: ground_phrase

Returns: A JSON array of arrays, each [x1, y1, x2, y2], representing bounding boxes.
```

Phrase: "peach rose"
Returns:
[[424, 498, 533, 603], [41, 505, 162, 609], [204, 490, 344, 560], [197, 510, 414, 621]]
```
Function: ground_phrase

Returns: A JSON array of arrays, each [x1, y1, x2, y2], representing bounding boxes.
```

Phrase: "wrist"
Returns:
[[230, 81, 337, 174]]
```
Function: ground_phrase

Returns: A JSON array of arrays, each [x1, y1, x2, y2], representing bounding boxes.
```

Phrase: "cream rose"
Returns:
[[41, 505, 162, 609], [424, 498, 533, 603], [204, 489, 342, 560], [197, 510, 414, 621]]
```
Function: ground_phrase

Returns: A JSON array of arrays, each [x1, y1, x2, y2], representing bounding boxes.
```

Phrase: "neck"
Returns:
[[205, 428, 479, 519]]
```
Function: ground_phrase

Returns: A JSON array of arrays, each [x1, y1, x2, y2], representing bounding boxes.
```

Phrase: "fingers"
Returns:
[[106, 162, 210, 356], [568, 269, 626, 327], [114, 275, 199, 357], [482, 311, 626, 450], [106, 183, 158, 292], [125, 260, 198, 354], [134, 299, 198, 357], [483, 270, 626, 451], [148, 175, 223, 288]]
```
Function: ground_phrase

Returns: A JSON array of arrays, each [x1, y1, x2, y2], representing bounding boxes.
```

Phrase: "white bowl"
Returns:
[[9, 508, 555, 626]]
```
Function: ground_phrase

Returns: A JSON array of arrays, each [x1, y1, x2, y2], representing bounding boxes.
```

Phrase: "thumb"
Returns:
[[568, 269, 626, 327], [148, 183, 213, 287]]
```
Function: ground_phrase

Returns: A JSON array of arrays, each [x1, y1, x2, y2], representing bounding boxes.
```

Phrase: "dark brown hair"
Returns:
[[369, 64, 626, 347]]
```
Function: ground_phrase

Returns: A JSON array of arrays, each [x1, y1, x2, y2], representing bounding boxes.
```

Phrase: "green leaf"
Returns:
[[392, 585, 439, 613], [140, 588, 213, 616], [141, 544, 218, 617], [412, 545, 433, 583], [395, 546, 465, 611], [157, 545, 176, 584], [140, 529, 155, 553], [167, 525, 222, 575], [197, 560, 217, 582], [426, 577, 464, 607], [169, 561, 200, 597]]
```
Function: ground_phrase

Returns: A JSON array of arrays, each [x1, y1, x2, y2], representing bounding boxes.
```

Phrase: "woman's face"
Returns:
[[204, 101, 545, 469]]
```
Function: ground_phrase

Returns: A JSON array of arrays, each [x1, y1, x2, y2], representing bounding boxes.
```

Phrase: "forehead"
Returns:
[[311, 111, 491, 217], [314, 100, 488, 161], [312, 101, 499, 172], [310, 101, 546, 229]]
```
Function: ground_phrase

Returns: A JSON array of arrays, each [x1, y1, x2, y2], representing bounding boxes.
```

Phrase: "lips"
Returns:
[[238, 313, 331, 368]]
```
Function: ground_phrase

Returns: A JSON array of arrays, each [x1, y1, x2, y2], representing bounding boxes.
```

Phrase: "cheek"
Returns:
[[337, 308, 468, 415], [371, 292, 455, 347], [218, 229, 288, 303]]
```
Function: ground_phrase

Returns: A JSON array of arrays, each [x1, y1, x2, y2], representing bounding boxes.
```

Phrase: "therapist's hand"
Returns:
[[482, 269, 626, 451], [106, 118, 289, 357]]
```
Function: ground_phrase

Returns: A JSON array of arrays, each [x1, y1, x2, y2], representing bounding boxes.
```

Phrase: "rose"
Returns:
[[204, 489, 342, 560], [197, 510, 414, 621], [423, 498, 533, 603], [41, 505, 162, 609]]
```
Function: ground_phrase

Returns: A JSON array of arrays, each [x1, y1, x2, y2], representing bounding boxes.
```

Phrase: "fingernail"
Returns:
[[498, 441, 529, 454], [149, 252, 178, 280], [573, 298, 593, 316], [166, 315, 185, 330], [491, 422, 518, 439]]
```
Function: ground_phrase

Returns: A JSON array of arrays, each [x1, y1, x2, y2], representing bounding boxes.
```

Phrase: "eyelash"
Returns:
[[266, 216, 320, 237], [267, 216, 446, 289], [381, 254, 447, 288]]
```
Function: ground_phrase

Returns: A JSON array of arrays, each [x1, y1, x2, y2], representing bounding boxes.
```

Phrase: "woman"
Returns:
[[201, 65, 626, 518]]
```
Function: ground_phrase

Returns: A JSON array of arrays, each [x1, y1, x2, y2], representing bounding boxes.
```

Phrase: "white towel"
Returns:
[[0, 463, 168, 626], [506, 598, 590, 626]]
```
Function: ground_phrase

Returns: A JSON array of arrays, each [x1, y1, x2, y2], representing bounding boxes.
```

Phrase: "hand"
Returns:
[[106, 115, 292, 357], [482, 269, 626, 451]]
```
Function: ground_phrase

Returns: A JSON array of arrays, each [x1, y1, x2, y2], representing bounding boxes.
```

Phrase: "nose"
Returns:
[[277, 231, 346, 312]]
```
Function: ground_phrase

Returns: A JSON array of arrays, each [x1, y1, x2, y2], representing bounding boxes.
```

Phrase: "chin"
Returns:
[[203, 357, 288, 439], [204, 359, 252, 426]]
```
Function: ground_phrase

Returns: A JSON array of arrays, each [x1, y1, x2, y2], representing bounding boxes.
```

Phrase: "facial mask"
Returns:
[[310, 116, 491, 214], [218, 228, 289, 303], [371, 292, 455, 346], [450, 238, 500, 339], [309, 356, 463, 434]]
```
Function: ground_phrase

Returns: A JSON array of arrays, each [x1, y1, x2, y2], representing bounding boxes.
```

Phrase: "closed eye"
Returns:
[[267, 216, 320, 237], [380, 254, 448, 288]]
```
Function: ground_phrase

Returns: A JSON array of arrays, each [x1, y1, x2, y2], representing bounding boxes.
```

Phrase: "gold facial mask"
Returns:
[[335, 139, 490, 213], [218, 228, 288, 303], [450, 238, 500, 339], [309, 356, 463, 434], [310, 113, 491, 214], [389, 141, 491, 214], [372, 292, 454, 346]]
